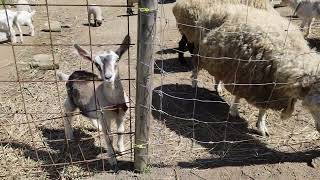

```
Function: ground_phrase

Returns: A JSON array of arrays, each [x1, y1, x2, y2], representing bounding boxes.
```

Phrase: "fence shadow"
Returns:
[[154, 57, 192, 74], [152, 84, 320, 169], [1, 127, 133, 178]]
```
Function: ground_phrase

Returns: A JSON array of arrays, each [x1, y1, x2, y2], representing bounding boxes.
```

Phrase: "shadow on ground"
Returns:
[[152, 84, 320, 169], [154, 57, 192, 74], [307, 38, 320, 52], [1, 128, 133, 178]]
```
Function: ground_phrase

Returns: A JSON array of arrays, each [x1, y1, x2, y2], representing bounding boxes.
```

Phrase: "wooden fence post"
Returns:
[[134, 0, 157, 172]]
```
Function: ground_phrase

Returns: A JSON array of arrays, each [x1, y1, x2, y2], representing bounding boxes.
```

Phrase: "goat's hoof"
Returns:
[[108, 157, 118, 168], [257, 128, 269, 137], [229, 109, 240, 117], [127, 8, 134, 16], [191, 79, 198, 88]]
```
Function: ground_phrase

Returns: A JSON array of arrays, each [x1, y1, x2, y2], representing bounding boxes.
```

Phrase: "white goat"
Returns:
[[57, 35, 130, 167], [16, 10, 35, 36], [16, 0, 32, 13], [0, 9, 23, 43], [88, 4, 103, 27], [282, 0, 320, 37]]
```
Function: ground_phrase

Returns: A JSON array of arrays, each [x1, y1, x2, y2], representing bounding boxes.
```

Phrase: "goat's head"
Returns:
[[74, 35, 130, 83]]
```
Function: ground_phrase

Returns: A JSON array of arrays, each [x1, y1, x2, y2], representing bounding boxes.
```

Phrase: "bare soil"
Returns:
[[0, 0, 320, 179]]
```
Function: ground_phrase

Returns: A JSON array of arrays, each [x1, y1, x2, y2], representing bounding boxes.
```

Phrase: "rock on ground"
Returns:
[[43, 21, 62, 32], [30, 54, 59, 70]]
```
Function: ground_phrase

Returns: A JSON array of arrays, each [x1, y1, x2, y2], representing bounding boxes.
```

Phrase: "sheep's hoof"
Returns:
[[108, 157, 118, 170]]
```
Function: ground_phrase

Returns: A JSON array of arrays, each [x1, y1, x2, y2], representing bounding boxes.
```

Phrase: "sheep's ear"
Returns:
[[74, 44, 93, 62], [115, 35, 131, 59]]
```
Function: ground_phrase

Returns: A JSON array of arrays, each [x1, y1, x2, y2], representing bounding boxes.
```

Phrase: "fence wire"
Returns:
[[1, 0, 320, 179], [150, 0, 320, 169], [0, 0, 135, 178]]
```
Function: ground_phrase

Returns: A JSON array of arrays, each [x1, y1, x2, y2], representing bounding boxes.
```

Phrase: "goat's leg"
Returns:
[[28, 23, 35, 36], [63, 98, 76, 140], [178, 34, 188, 65], [116, 113, 125, 154], [213, 79, 223, 94], [14, 22, 23, 43], [9, 28, 16, 43], [256, 109, 269, 136], [98, 117, 117, 167], [229, 96, 240, 117]]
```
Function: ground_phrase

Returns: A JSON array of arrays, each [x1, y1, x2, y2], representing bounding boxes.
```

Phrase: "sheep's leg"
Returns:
[[256, 109, 269, 136], [305, 18, 314, 38], [178, 34, 188, 65], [63, 98, 76, 140], [229, 96, 240, 117], [191, 47, 200, 88], [116, 113, 125, 154], [300, 19, 307, 32], [191, 66, 198, 88]]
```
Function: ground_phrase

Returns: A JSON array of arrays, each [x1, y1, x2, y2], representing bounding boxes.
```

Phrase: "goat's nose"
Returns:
[[105, 76, 112, 80]]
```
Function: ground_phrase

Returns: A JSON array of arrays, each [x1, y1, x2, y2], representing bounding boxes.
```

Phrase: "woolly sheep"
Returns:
[[194, 4, 320, 136], [57, 35, 130, 167], [172, 0, 277, 94], [282, 0, 320, 37], [88, 4, 103, 27], [173, 0, 277, 65], [16, 0, 32, 13], [0, 9, 23, 43]]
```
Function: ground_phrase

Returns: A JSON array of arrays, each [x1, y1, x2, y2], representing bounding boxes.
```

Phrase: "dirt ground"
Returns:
[[0, 0, 320, 179]]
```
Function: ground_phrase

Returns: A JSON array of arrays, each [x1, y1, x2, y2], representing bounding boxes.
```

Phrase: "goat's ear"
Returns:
[[74, 44, 93, 62], [115, 35, 131, 59]]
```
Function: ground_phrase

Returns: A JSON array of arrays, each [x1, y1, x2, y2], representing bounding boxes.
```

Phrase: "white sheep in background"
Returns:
[[16, 0, 32, 13], [193, 3, 320, 136], [16, 10, 35, 36], [172, 0, 277, 94], [88, 4, 103, 27], [282, 0, 320, 37], [0, 9, 23, 43], [57, 35, 130, 168]]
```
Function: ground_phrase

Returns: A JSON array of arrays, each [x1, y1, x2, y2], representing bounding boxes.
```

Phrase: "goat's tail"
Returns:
[[56, 71, 69, 81]]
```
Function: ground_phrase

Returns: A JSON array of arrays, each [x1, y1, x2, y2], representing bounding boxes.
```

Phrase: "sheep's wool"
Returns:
[[198, 4, 320, 115]]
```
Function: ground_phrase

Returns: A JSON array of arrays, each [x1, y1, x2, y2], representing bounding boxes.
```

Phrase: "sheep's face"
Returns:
[[94, 51, 119, 83], [302, 83, 320, 132]]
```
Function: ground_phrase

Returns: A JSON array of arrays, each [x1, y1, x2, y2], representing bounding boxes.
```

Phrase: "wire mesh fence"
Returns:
[[1, 0, 320, 179], [0, 0, 136, 178]]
